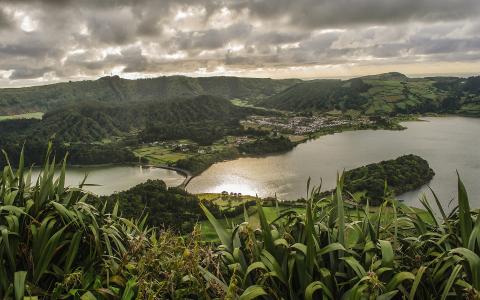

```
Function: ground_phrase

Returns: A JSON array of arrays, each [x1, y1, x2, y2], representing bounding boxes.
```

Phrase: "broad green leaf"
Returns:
[[14, 271, 27, 300], [239, 285, 268, 300], [305, 281, 333, 300]]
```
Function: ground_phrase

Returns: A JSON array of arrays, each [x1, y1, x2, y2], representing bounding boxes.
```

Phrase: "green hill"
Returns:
[[0, 75, 299, 115], [258, 73, 480, 115], [1, 95, 252, 143]]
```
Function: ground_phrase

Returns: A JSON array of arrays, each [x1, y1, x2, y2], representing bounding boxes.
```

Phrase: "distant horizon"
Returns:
[[2, 70, 478, 89], [1, 1, 480, 88]]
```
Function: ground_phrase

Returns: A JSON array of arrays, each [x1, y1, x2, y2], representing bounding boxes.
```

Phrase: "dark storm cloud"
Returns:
[[233, 0, 480, 28], [0, 9, 12, 29], [9, 67, 53, 79], [0, 0, 479, 85]]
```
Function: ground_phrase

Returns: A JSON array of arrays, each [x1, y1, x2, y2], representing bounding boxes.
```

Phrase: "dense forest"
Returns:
[[344, 154, 435, 205], [0, 95, 260, 166], [100, 180, 205, 233], [238, 135, 295, 154], [0, 75, 299, 114], [100, 179, 260, 233]]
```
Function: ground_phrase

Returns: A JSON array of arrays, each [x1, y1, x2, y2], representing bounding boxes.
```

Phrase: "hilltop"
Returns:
[[0, 75, 300, 115], [258, 72, 480, 116], [1, 72, 479, 117]]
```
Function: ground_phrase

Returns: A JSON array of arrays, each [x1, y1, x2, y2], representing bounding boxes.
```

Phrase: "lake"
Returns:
[[187, 117, 480, 209], [31, 165, 185, 195]]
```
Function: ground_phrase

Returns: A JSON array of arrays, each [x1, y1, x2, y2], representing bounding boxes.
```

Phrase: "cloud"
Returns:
[[0, 8, 13, 29], [232, 0, 480, 29], [9, 67, 53, 79], [0, 0, 479, 85]]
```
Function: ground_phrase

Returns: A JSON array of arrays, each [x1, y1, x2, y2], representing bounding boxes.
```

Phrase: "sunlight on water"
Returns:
[[188, 117, 480, 209]]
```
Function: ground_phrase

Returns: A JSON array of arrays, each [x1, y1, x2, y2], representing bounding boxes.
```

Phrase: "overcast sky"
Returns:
[[1, 0, 480, 87]]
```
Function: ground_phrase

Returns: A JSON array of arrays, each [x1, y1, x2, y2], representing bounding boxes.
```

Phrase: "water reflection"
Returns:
[[188, 117, 480, 209], [31, 165, 185, 195]]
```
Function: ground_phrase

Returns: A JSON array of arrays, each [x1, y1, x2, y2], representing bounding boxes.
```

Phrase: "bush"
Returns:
[[0, 147, 221, 299], [201, 175, 480, 299]]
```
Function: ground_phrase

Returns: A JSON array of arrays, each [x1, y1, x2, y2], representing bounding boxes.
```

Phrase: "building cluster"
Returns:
[[243, 115, 374, 135], [147, 140, 215, 154], [234, 136, 250, 146]]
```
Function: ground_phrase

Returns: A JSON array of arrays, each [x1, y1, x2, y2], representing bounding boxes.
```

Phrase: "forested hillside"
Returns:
[[0, 95, 251, 142], [259, 72, 480, 116], [0, 75, 299, 114], [0, 95, 259, 166]]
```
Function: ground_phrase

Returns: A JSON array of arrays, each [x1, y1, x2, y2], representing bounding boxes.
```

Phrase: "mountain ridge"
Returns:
[[0, 75, 300, 115]]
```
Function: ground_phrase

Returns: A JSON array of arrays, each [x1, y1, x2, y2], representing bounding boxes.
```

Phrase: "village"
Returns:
[[241, 115, 375, 135]]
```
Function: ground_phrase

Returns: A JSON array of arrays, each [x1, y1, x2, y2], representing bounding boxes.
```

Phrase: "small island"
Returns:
[[344, 154, 435, 205]]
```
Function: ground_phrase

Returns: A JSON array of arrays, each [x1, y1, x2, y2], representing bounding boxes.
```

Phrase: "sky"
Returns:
[[1, 0, 480, 87]]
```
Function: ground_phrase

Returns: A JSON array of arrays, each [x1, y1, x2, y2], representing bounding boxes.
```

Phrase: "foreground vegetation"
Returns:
[[0, 149, 479, 299]]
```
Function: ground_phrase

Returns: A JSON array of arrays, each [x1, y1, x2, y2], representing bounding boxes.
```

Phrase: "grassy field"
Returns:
[[361, 79, 444, 114], [133, 145, 193, 165], [198, 189, 434, 242], [197, 193, 258, 209], [230, 99, 256, 107], [0, 111, 44, 121], [199, 205, 304, 241], [133, 138, 236, 166]]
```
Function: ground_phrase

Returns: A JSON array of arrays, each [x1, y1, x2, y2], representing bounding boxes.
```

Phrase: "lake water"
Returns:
[[31, 165, 185, 195], [187, 117, 480, 209]]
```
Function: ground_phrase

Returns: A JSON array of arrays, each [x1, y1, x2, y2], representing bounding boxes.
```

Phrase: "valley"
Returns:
[[0, 72, 479, 194]]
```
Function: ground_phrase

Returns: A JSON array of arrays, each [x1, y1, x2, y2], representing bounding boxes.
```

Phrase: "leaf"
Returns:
[[245, 261, 268, 279], [14, 271, 27, 300], [200, 203, 232, 251], [256, 203, 275, 255], [260, 250, 286, 284], [305, 281, 333, 300], [341, 256, 366, 279], [457, 173, 473, 248], [121, 278, 137, 300], [450, 247, 480, 290], [80, 291, 97, 300], [440, 264, 462, 300], [335, 173, 346, 246], [239, 285, 268, 300], [318, 242, 345, 256], [409, 266, 427, 300], [386, 271, 415, 291], [377, 290, 399, 300], [379, 240, 394, 268], [468, 211, 480, 253], [199, 266, 228, 293]]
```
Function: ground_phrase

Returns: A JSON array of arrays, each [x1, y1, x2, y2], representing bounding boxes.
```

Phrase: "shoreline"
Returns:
[[148, 164, 193, 189], [64, 114, 470, 192]]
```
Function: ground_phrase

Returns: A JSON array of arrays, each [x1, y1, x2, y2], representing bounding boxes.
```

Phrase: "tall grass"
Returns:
[[201, 175, 480, 299], [0, 146, 220, 299]]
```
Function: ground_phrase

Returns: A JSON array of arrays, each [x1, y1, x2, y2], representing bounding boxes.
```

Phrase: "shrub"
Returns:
[[201, 176, 480, 299]]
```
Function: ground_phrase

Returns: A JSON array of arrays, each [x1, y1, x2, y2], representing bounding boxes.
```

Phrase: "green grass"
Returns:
[[0, 111, 43, 121], [200, 205, 305, 241], [199, 198, 434, 242], [230, 99, 255, 107], [133, 145, 193, 165], [197, 193, 258, 209]]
